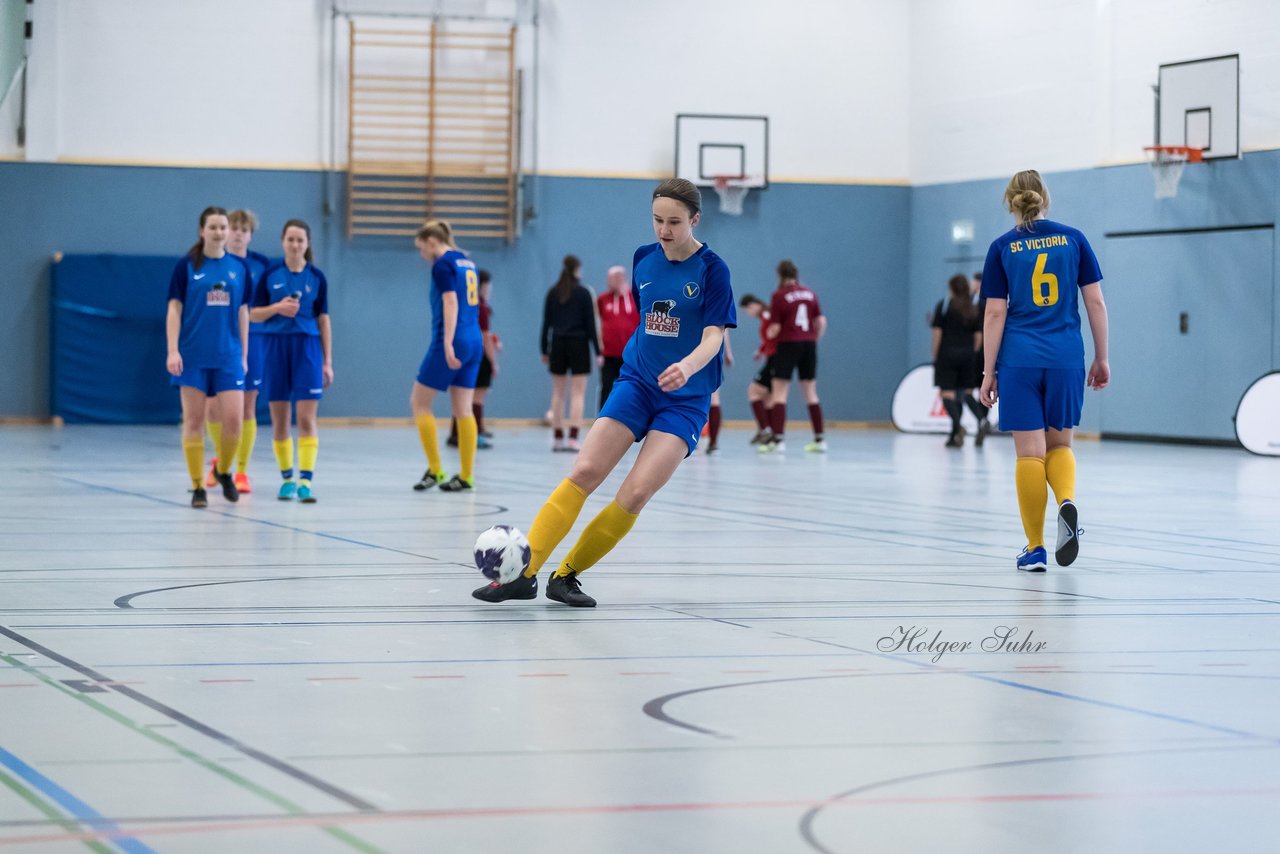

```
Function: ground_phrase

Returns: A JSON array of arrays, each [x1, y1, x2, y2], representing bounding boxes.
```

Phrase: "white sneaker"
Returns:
[[758, 439, 786, 454], [804, 439, 828, 453], [552, 438, 566, 452], [566, 438, 581, 452]]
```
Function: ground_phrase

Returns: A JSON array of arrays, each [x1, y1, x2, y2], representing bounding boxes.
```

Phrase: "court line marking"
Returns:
[[0, 745, 157, 854], [2, 783, 1278, 848], [797, 743, 1280, 854], [0, 766, 118, 854], [0, 652, 385, 854], [0, 625, 379, 814]]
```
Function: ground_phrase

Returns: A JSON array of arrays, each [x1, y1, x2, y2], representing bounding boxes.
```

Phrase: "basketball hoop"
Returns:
[[712, 175, 751, 216], [1143, 145, 1202, 199]]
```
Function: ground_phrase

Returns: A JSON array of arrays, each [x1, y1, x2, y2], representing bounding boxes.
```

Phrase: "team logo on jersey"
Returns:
[[206, 282, 231, 306], [682, 282, 700, 299], [645, 299, 680, 337]]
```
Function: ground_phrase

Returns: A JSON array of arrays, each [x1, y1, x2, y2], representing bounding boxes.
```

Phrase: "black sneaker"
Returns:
[[472, 573, 538, 602], [1055, 499, 1081, 567], [975, 420, 991, 448], [446, 436, 459, 448], [191, 487, 208, 509], [439, 474, 474, 492], [215, 472, 239, 502], [749, 429, 772, 445], [413, 470, 446, 491], [546, 571, 596, 608]]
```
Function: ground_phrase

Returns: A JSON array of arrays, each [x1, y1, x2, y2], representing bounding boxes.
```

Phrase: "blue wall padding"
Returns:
[[51, 254, 181, 424]]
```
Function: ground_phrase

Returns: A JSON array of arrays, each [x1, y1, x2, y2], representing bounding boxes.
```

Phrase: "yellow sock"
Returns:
[[555, 500, 639, 577], [456, 415, 477, 482], [182, 439, 204, 490], [415, 413, 442, 474], [273, 438, 295, 480], [217, 427, 238, 475], [1015, 457, 1048, 549], [206, 420, 222, 458], [1044, 446, 1076, 505], [298, 436, 318, 480], [525, 478, 588, 578], [237, 419, 257, 473]]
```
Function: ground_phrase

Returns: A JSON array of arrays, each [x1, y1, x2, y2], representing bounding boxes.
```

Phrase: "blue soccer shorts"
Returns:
[[997, 365, 1085, 432], [263, 334, 325, 402], [416, 336, 482, 391], [598, 375, 709, 456], [171, 364, 245, 396]]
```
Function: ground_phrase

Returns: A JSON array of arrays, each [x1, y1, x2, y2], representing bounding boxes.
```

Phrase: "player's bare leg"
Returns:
[[549, 373, 568, 450]]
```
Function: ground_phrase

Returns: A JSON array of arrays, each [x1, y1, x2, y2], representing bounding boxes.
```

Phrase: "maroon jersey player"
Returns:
[[761, 259, 827, 453], [738, 294, 776, 444]]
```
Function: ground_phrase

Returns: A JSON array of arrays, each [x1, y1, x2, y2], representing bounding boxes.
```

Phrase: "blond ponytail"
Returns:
[[416, 220, 454, 245], [1004, 170, 1050, 230]]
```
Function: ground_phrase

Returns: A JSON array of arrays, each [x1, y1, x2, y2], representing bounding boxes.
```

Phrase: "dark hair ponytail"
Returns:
[[947, 273, 975, 322], [282, 218, 314, 265], [553, 254, 580, 303], [777, 259, 798, 282], [188, 206, 228, 271], [652, 178, 701, 217]]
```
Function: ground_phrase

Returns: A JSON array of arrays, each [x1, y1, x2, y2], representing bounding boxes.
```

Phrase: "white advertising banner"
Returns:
[[891, 364, 999, 434]]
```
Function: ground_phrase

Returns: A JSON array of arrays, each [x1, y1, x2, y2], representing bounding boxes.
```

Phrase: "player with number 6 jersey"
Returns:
[[980, 169, 1110, 573], [762, 260, 827, 453]]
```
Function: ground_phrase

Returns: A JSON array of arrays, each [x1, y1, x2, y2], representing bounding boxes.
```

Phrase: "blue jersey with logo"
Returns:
[[619, 242, 736, 400], [167, 253, 252, 369], [234, 250, 272, 335], [430, 249, 482, 346], [252, 261, 329, 336], [981, 219, 1102, 368]]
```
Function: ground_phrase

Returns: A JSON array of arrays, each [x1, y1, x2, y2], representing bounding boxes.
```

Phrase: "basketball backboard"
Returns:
[[1157, 54, 1239, 160], [675, 114, 768, 189]]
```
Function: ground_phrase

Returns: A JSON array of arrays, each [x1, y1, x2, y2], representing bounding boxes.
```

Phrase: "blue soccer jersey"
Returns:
[[981, 220, 1102, 368], [168, 253, 252, 369], [236, 249, 271, 332], [253, 262, 329, 336], [430, 249, 483, 345], [619, 243, 736, 400]]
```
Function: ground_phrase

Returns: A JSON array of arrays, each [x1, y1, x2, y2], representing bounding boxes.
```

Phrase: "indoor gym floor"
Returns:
[[1, 424, 1278, 853]]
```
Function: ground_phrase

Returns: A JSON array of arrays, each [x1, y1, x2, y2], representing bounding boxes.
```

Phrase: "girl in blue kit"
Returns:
[[166, 206, 251, 508], [410, 220, 484, 494], [474, 178, 736, 607], [205, 208, 272, 493], [251, 219, 333, 504], [979, 170, 1110, 572]]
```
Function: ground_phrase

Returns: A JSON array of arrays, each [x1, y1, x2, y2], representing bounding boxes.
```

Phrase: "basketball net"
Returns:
[[1144, 146, 1202, 199], [713, 176, 750, 216]]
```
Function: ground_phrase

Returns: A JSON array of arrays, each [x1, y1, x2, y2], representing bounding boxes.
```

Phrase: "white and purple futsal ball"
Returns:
[[473, 525, 531, 584]]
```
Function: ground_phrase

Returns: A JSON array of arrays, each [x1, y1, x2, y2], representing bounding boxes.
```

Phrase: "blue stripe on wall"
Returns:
[[0, 163, 909, 422], [8, 154, 1277, 434]]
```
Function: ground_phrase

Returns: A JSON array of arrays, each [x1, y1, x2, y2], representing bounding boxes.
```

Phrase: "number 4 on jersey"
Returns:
[[795, 303, 810, 331]]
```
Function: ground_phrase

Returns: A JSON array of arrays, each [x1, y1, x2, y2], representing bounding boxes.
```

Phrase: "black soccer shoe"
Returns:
[[439, 474, 474, 492], [215, 472, 239, 502], [472, 573, 538, 602], [546, 571, 597, 608], [191, 487, 208, 509], [413, 470, 446, 491], [1055, 499, 1081, 567]]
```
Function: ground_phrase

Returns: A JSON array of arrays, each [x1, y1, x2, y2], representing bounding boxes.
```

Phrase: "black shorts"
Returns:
[[772, 341, 817, 381], [549, 336, 591, 375], [752, 356, 775, 389], [934, 349, 979, 390], [476, 355, 493, 389]]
